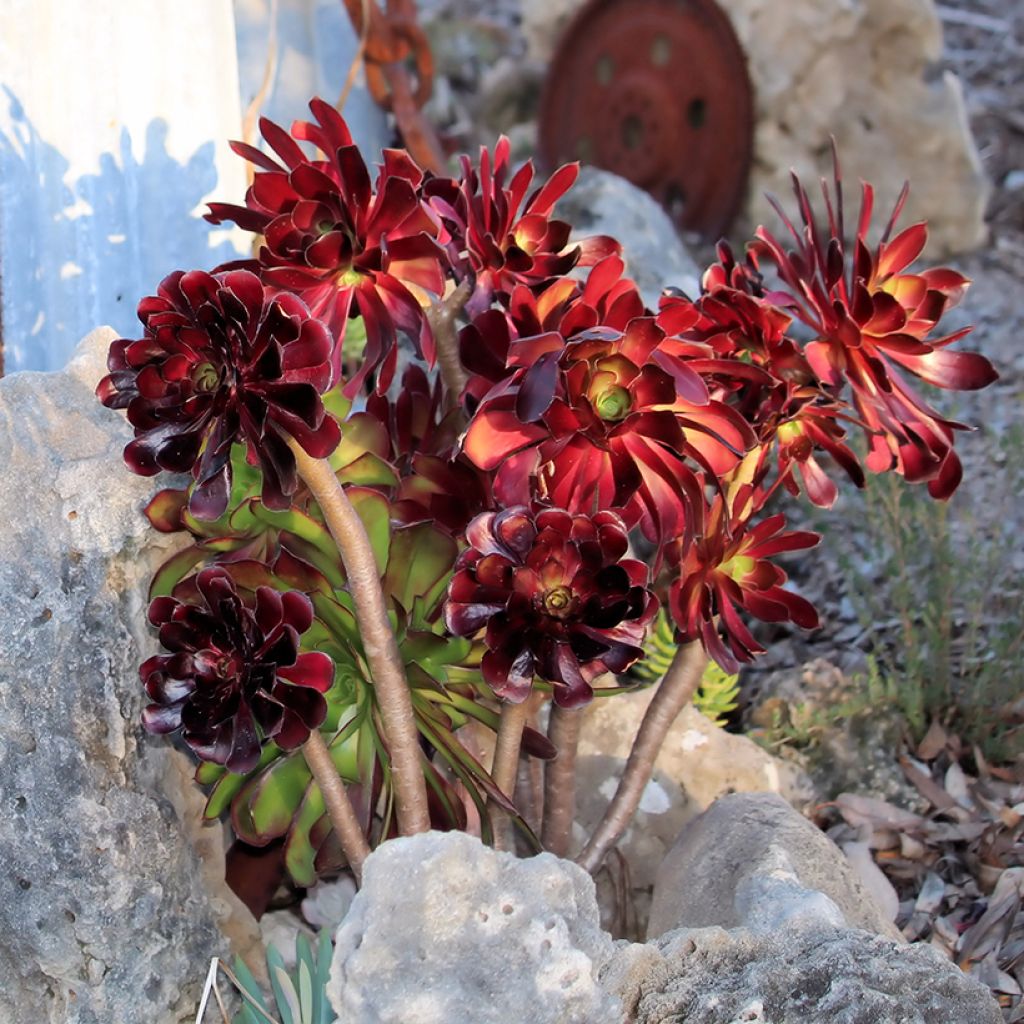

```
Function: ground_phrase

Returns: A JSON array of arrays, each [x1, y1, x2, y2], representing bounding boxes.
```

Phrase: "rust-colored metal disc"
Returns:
[[538, 0, 754, 239]]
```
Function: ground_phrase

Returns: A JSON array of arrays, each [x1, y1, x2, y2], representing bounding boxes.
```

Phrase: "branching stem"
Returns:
[[541, 705, 584, 857], [489, 700, 530, 851], [302, 730, 370, 882], [288, 438, 431, 836], [576, 642, 708, 873], [427, 278, 472, 409]]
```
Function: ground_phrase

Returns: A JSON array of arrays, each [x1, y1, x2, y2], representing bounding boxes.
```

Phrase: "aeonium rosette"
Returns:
[[753, 165, 998, 498], [424, 136, 618, 318], [461, 313, 756, 542], [444, 506, 657, 707], [141, 567, 334, 773], [668, 485, 820, 673], [206, 98, 445, 394], [96, 268, 341, 520]]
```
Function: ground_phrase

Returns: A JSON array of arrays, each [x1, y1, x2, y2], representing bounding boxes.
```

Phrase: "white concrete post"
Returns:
[[0, 1, 252, 373]]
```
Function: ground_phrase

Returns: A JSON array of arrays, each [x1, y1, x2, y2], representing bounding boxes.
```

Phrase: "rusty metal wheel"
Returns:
[[538, 0, 754, 239]]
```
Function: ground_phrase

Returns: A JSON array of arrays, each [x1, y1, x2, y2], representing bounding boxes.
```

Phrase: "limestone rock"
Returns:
[[578, 690, 815, 824], [555, 167, 702, 308], [327, 831, 622, 1024], [0, 328, 260, 1023], [606, 924, 1003, 1024], [647, 792, 900, 941], [573, 687, 815, 935], [524, 0, 988, 255]]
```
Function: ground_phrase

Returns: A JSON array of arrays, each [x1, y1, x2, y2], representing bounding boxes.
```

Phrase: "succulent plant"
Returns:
[[206, 98, 444, 395], [141, 567, 333, 773], [752, 160, 997, 498], [229, 930, 333, 1024], [445, 506, 657, 707], [96, 269, 340, 519]]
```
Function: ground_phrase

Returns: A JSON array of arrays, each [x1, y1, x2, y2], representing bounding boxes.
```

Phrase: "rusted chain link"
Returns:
[[339, 0, 446, 173]]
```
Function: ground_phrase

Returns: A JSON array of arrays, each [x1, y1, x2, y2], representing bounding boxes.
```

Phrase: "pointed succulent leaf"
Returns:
[[195, 761, 227, 786], [384, 522, 457, 616], [271, 963, 301, 1024], [148, 546, 206, 599], [284, 784, 327, 887], [232, 752, 313, 843], [203, 743, 282, 821], [230, 956, 271, 1021]]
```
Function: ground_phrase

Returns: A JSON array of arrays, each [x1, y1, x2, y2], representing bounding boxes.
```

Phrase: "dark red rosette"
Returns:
[[458, 256, 646, 407], [206, 98, 445, 394], [140, 568, 334, 773], [752, 163, 997, 498], [425, 137, 618, 317], [97, 269, 340, 520], [668, 493, 820, 673], [444, 506, 657, 707], [461, 313, 756, 543]]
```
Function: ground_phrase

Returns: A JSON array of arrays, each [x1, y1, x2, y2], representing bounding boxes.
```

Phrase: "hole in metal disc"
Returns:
[[651, 34, 672, 66], [621, 114, 644, 151], [666, 182, 688, 219], [688, 97, 707, 128], [595, 54, 615, 85]]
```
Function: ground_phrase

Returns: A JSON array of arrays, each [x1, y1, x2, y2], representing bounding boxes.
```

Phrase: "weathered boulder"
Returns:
[[605, 924, 1003, 1024], [574, 689, 815, 935], [524, 0, 988, 255], [555, 167, 702, 308], [647, 792, 899, 940], [327, 831, 622, 1024], [0, 328, 260, 1023]]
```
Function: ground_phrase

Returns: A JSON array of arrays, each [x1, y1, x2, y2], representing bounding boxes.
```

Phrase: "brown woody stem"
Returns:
[[541, 705, 584, 857], [489, 700, 530, 851], [576, 642, 708, 873], [302, 730, 370, 882], [427, 278, 472, 409], [288, 438, 431, 836]]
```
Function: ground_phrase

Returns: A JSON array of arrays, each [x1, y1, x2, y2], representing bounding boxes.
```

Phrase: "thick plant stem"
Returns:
[[541, 705, 584, 857], [302, 730, 370, 882], [288, 439, 431, 836], [576, 642, 708, 873], [427, 278, 472, 409], [489, 700, 531, 851]]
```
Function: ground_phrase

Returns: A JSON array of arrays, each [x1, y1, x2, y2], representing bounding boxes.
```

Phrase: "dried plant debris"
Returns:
[[817, 721, 1024, 1020]]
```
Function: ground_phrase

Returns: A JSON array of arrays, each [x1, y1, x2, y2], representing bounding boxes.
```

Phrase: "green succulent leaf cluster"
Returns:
[[148, 393, 550, 885], [230, 931, 333, 1024]]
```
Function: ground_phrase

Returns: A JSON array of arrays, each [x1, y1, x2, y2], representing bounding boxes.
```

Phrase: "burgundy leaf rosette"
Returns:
[[444, 506, 657, 707], [425, 136, 617, 317], [752, 168, 997, 498], [96, 268, 340, 520], [140, 568, 334, 773], [668, 494, 820, 672], [206, 98, 444, 394], [462, 314, 755, 542]]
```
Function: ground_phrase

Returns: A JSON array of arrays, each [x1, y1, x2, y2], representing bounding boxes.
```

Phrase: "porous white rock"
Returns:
[[327, 831, 623, 1024], [605, 923, 1004, 1024], [0, 328, 260, 1023]]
